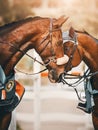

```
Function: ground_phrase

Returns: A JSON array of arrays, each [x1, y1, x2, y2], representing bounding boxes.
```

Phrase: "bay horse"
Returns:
[[0, 16, 68, 130], [61, 27, 98, 130]]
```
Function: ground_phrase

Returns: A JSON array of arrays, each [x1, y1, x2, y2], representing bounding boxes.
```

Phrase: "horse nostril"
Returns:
[[49, 69, 58, 81]]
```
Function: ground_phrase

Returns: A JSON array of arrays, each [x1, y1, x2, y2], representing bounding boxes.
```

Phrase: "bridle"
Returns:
[[59, 30, 85, 83], [59, 30, 98, 113], [58, 31, 84, 99], [37, 18, 59, 66], [59, 31, 82, 81], [64, 42, 78, 72]]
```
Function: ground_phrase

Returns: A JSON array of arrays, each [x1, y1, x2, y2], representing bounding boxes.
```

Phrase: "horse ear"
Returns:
[[69, 27, 77, 42], [69, 27, 75, 38], [53, 16, 69, 28]]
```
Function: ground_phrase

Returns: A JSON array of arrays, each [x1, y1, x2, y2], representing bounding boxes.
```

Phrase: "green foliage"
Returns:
[[0, 0, 13, 24], [0, 0, 35, 25], [12, 3, 34, 21]]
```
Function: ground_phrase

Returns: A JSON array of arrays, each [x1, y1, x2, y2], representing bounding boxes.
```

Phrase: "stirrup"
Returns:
[[77, 102, 92, 114]]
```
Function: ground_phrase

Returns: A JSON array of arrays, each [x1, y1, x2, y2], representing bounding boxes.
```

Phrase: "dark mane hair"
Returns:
[[75, 30, 98, 43], [0, 16, 41, 35], [75, 30, 90, 35]]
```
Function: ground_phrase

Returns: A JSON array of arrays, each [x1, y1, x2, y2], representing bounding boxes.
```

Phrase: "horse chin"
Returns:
[[48, 74, 58, 83], [49, 78, 57, 83], [48, 70, 58, 83]]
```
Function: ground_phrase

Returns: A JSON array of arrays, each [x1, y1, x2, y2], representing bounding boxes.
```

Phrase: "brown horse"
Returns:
[[62, 27, 98, 130], [0, 16, 68, 130]]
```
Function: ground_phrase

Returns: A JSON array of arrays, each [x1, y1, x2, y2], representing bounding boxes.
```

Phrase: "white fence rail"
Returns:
[[16, 85, 93, 130]]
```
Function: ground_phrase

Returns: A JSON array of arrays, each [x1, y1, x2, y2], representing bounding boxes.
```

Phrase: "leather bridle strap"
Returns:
[[64, 44, 77, 72], [15, 67, 47, 75], [49, 18, 55, 56], [63, 30, 82, 73], [38, 18, 55, 56]]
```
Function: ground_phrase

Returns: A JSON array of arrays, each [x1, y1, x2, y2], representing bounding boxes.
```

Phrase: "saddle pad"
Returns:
[[0, 80, 25, 113]]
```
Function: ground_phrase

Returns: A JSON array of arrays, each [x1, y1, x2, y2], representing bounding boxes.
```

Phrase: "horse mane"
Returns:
[[0, 16, 41, 35], [75, 30, 98, 43], [75, 30, 90, 35]]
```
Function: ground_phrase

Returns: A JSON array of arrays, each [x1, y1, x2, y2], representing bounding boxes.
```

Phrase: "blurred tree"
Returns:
[[12, 1, 34, 21], [0, 0, 35, 25], [0, 0, 13, 25]]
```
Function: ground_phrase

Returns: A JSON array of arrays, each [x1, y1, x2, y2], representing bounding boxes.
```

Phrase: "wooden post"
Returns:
[[33, 50, 41, 130]]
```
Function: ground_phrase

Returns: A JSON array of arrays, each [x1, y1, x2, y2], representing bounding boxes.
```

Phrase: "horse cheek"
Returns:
[[72, 53, 81, 67]]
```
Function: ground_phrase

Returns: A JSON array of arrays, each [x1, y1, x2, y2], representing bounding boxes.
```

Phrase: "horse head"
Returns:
[[34, 16, 69, 83]]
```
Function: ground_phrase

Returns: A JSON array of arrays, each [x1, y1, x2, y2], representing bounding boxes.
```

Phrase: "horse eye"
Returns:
[[64, 47, 70, 51]]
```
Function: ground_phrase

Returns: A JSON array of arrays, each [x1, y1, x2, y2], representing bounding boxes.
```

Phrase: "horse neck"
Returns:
[[0, 19, 47, 76], [77, 32, 98, 90], [77, 32, 98, 72]]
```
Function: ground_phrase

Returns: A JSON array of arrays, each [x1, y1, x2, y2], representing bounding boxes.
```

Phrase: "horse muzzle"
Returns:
[[48, 69, 59, 83], [47, 55, 69, 83]]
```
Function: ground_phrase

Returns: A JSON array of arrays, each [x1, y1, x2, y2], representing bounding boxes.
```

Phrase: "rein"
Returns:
[[61, 68, 98, 104], [8, 42, 44, 66], [61, 68, 90, 101], [7, 42, 48, 75]]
